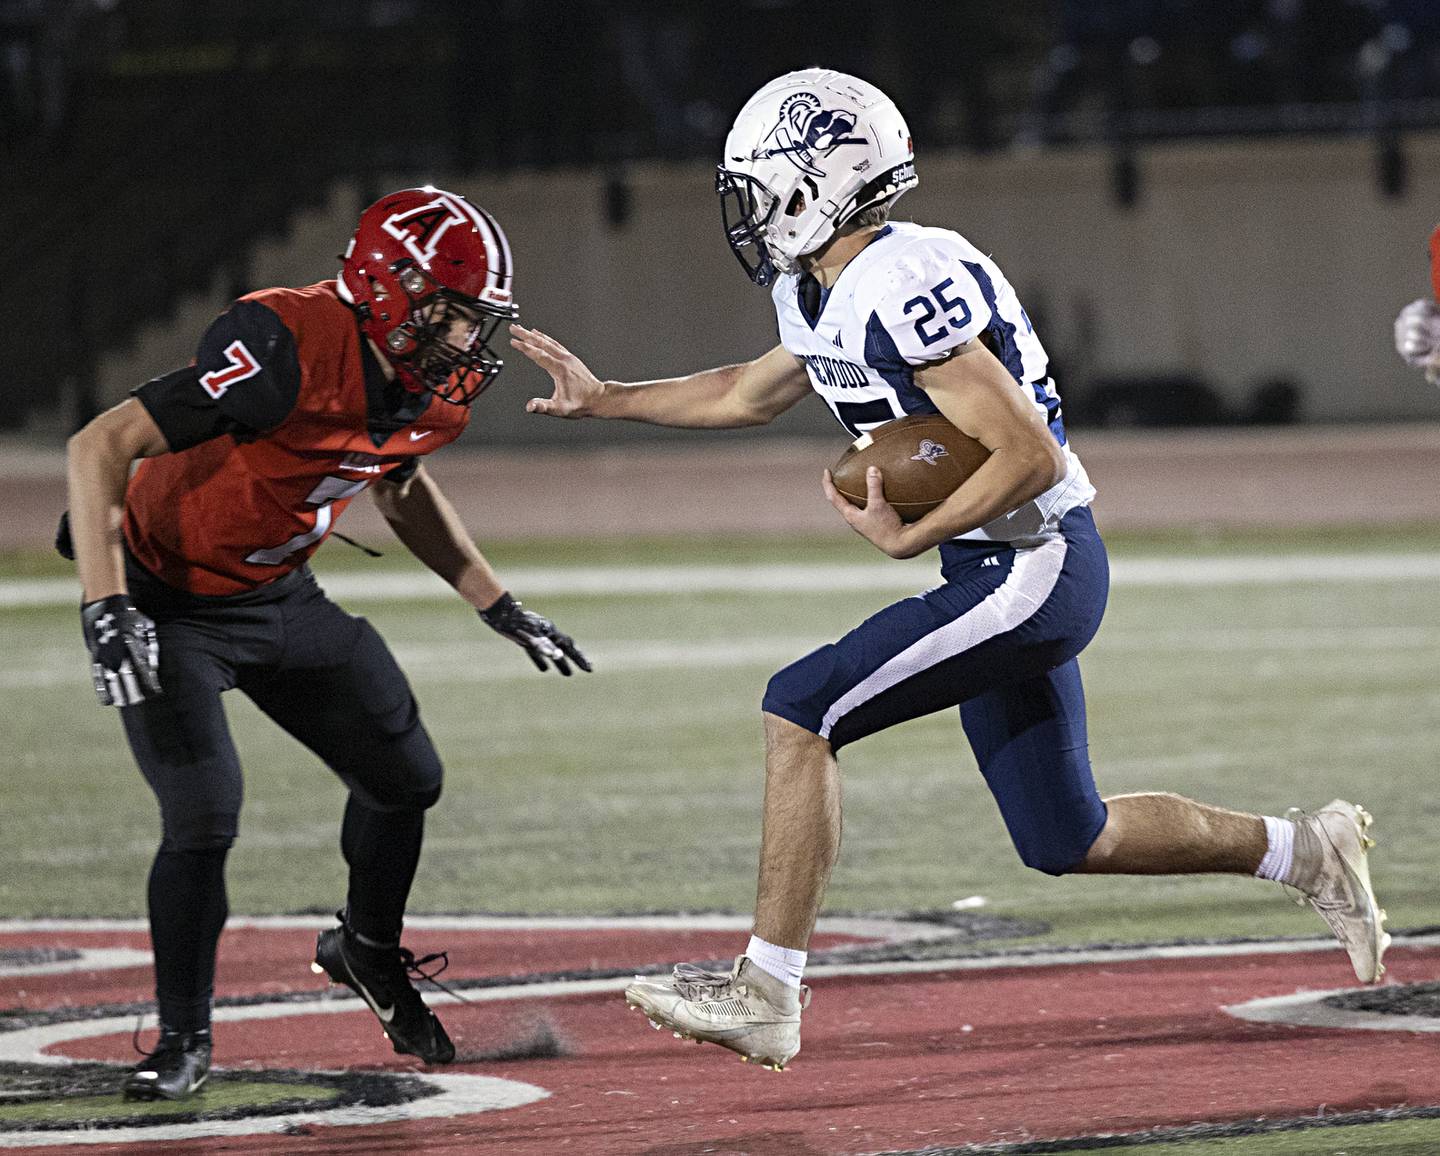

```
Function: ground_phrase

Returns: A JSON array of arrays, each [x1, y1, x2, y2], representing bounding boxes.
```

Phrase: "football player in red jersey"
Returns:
[[64, 188, 590, 1101]]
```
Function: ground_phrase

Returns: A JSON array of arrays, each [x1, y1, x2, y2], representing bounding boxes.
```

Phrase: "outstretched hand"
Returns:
[[479, 592, 592, 676], [510, 324, 606, 417], [822, 466, 919, 559]]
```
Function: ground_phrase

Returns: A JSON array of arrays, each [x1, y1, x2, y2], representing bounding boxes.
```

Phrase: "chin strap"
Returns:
[[330, 532, 384, 558]]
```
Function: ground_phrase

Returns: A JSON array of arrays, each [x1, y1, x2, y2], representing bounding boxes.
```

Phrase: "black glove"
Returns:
[[479, 592, 591, 676], [81, 595, 162, 706]]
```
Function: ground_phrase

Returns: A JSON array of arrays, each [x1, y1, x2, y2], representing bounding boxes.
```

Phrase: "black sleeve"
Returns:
[[132, 366, 237, 451], [134, 301, 302, 452], [192, 300, 302, 434]]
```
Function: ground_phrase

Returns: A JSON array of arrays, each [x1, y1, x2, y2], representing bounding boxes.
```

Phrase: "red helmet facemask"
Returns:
[[338, 187, 518, 406]]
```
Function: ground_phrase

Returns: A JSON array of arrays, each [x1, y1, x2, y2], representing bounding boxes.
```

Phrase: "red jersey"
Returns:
[[125, 281, 469, 595], [1430, 223, 1440, 300]]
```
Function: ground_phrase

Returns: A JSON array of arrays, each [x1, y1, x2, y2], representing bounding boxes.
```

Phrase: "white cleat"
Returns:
[[624, 956, 809, 1071], [1291, 799, 1391, 983]]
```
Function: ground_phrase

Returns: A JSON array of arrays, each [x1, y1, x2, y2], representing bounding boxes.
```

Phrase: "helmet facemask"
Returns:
[[385, 263, 516, 406], [717, 168, 783, 287]]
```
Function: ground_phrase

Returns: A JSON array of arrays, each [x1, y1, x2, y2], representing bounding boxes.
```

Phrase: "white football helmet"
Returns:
[[717, 68, 918, 286]]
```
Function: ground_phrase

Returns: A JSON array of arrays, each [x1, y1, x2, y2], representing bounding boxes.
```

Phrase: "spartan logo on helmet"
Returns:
[[753, 92, 866, 178], [381, 194, 470, 267]]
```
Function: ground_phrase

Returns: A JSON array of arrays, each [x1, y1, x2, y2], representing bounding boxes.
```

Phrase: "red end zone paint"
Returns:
[[5, 928, 1440, 1154]]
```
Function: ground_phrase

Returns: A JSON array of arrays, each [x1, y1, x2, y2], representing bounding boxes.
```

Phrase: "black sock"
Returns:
[[340, 796, 425, 946], [148, 846, 229, 1035]]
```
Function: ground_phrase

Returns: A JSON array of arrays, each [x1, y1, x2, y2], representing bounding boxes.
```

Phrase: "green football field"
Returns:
[[3, 523, 1438, 949]]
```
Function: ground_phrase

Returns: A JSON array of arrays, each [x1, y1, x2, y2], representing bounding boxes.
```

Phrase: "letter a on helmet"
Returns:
[[338, 187, 518, 405]]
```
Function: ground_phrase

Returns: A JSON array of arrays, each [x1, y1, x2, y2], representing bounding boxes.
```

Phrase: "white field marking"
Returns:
[[3, 928, 1438, 1147], [0, 1072, 547, 1148], [1099, 625, 1440, 653], [9, 623, 1440, 693], [390, 636, 816, 679], [0, 913, 952, 941], [1224, 988, 1440, 1033], [0, 637, 820, 691], [6, 551, 1440, 609], [0, 948, 150, 977]]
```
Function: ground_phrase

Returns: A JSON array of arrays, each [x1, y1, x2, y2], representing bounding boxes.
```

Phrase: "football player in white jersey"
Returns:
[[514, 69, 1388, 1069]]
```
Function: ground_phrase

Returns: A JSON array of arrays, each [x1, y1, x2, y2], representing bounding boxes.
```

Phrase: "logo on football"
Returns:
[[910, 439, 948, 466], [829, 414, 990, 524]]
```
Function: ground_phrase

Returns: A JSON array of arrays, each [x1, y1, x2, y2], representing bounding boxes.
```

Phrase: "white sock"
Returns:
[[744, 935, 807, 989], [1254, 815, 1295, 882]]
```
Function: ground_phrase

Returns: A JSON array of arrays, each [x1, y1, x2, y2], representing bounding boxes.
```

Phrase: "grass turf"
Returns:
[[0, 1080, 342, 1128], [2, 528, 1438, 950]]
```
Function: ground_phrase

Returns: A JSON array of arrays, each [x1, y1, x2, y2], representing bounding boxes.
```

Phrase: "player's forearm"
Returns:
[[66, 422, 141, 602], [900, 439, 1064, 555], [373, 469, 505, 609], [591, 365, 771, 428]]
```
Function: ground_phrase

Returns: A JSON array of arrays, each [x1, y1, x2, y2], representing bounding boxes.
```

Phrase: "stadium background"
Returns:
[[3, 2, 1440, 1153]]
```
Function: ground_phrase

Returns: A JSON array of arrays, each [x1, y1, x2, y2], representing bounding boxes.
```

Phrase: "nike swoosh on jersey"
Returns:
[[409, 429, 434, 441]]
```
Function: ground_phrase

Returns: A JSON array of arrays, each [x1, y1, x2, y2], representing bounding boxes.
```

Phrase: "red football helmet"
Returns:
[[338, 187, 517, 405]]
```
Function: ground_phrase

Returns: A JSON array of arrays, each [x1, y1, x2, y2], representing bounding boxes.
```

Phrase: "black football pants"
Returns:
[[118, 555, 444, 1034]]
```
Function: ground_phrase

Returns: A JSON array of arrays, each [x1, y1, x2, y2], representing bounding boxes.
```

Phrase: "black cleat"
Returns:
[[121, 1030, 212, 1101], [312, 922, 456, 1065]]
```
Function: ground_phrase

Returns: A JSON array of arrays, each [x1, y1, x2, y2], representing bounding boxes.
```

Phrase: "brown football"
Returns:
[[830, 413, 990, 523]]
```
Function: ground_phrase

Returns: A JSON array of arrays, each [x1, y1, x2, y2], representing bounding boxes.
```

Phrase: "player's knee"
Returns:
[[761, 646, 839, 734], [355, 776, 442, 813], [349, 753, 444, 813], [1015, 838, 1088, 877], [411, 778, 443, 811], [160, 811, 238, 853], [1013, 810, 1108, 877]]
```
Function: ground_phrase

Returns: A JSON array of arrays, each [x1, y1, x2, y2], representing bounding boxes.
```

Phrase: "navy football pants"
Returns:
[[763, 506, 1110, 875]]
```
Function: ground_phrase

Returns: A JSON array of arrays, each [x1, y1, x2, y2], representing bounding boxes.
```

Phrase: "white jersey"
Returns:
[[772, 221, 1094, 544]]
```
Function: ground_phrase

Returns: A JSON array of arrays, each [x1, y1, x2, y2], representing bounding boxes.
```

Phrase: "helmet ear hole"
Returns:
[[785, 189, 807, 217]]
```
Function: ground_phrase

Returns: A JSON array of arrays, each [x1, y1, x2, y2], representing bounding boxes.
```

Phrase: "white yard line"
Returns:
[[0, 949, 150, 978], [1225, 988, 1440, 1034], [0, 912, 950, 941], [5, 552, 1440, 609], [7, 622, 1438, 694], [5, 623, 1438, 691]]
